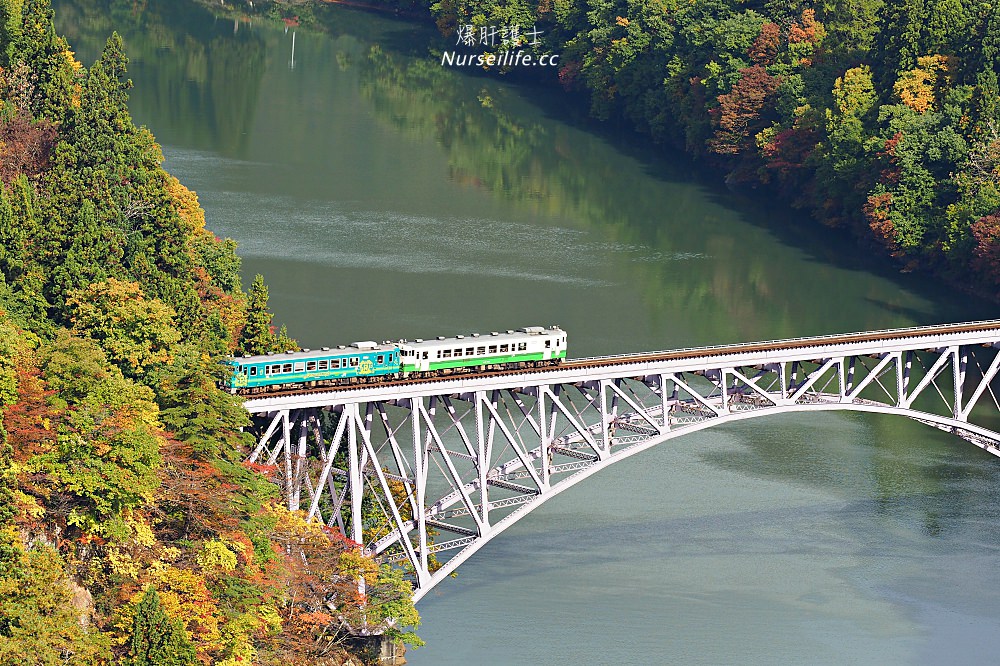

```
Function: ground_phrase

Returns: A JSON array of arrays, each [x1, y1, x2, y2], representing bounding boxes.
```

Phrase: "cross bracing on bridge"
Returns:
[[242, 320, 1000, 602]]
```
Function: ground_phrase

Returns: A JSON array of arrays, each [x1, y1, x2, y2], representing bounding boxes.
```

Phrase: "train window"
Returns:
[[331, 359, 340, 369], [294, 362, 305, 372], [422, 352, 429, 360], [377, 355, 384, 364], [500, 344, 509, 353], [318, 360, 328, 370], [477, 346, 485, 355], [270, 364, 281, 374], [282, 363, 293, 373], [489, 345, 497, 354], [545, 341, 551, 348], [350, 357, 359, 367], [443, 349, 452, 358], [306, 361, 316, 371], [466, 347, 474, 355], [518, 343, 527, 351], [454, 349, 463, 357], [249, 367, 257, 376]]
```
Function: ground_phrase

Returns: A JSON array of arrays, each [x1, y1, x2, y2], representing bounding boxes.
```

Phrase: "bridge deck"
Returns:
[[244, 319, 1000, 410]]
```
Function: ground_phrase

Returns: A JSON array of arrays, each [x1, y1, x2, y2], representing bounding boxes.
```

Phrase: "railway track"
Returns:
[[241, 319, 1000, 400]]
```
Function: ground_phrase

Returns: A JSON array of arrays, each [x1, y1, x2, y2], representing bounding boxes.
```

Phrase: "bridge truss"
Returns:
[[243, 322, 1000, 601]]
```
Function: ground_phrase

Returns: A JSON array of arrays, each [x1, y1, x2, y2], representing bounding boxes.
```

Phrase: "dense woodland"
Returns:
[[0, 1, 419, 663], [328, 0, 1000, 291]]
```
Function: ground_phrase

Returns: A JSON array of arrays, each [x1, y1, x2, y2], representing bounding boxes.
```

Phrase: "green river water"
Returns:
[[56, 2, 1000, 662]]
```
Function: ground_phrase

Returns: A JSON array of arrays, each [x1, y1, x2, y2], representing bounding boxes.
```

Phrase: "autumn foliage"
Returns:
[[0, 2, 418, 663]]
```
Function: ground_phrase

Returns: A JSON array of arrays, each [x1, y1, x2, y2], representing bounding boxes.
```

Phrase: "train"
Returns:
[[223, 326, 567, 394]]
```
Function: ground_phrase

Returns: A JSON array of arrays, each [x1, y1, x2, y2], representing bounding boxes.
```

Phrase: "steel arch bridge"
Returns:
[[242, 320, 1000, 602]]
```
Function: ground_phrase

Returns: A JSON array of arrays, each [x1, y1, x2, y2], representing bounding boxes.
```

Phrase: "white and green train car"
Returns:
[[398, 326, 567, 376]]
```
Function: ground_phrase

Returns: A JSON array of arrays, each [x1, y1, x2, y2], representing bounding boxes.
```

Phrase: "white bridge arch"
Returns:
[[243, 320, 1000, 601]]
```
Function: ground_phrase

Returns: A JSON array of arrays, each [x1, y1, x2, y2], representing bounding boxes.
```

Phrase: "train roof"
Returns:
[[229, 341, 398, 365], [397, 326, 565, 350]]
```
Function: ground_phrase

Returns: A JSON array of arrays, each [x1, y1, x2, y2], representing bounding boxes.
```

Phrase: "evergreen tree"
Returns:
[[13, 0, 76, 122], [237, 273, 277, 356], [274, 323, 299, 353], [873, 0, 927, 83], [125, 587, 195, 666], [0, 0, 22, 69], [157, 344, 254, 463]]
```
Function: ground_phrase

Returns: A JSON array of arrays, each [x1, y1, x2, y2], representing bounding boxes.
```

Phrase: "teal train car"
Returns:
[[224, 341, 400, 393], [223, 326, 567, 394]]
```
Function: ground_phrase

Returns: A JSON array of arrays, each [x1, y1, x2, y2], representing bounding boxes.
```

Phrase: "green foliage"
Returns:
[[67, 278, 181, 379], [124, 587, 196, 666], [157, 343, 252, 462], [0, 545, 110, 665], [190, 231, 242, 295]]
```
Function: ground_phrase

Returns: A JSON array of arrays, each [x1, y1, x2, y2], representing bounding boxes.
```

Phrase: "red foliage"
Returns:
[[155, 436, 241, 542], [710, 66, 782, 155], [749, 23, 781, 65], [3, 367, 58, 462], [242, 461, 280, 480], [558, 60, 582, 91], [864, 191, 900, 255], [0, 109, 57, 183], [971, 212, 1000, 286], [761, 124, 818, 185]]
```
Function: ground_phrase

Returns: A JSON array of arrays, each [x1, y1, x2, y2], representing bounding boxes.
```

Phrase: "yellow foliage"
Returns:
[[165, 174, 206, 233], [215, 607, 281, 666], [105, 543, 142, 579], [615, 15, 629, 26], [895, 55, 949, 113], [62, 48, 83, 72], [146, 566, 222, 648], [339, 549, 379, 587], [12, 489, 44, 520], [197, 538, 238, 573]]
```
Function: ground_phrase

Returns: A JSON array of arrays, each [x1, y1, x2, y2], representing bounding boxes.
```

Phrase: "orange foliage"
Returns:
[[155, 436, 242, 543], [788, 9, 823, 45], [749, 23, 780, 66], [894, 55, 949, 113], [711, 66, 782, 155]]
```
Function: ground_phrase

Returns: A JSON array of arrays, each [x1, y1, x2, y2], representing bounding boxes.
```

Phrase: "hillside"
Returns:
[[0, 1, 418, 663]]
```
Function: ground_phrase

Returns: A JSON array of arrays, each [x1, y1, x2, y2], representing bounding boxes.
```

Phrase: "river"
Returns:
[[55, 2, 1000, 663]]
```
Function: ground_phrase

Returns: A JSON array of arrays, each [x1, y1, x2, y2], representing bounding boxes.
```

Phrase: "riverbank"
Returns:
[[224, 0, 1000, 304]]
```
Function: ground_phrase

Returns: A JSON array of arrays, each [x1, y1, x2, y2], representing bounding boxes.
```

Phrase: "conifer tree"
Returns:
[[13, 0, 76, 122], [237, 273, 277, 356], [125, 587, 195, 666], [0, 0, 22, 69]]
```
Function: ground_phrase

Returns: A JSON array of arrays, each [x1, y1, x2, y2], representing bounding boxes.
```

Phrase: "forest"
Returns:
[[329, 0, 1000, 292], [0, 0, 419, 663]]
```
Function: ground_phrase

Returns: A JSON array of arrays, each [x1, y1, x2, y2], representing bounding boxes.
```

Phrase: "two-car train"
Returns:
[[224, 326, 567, 394]]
